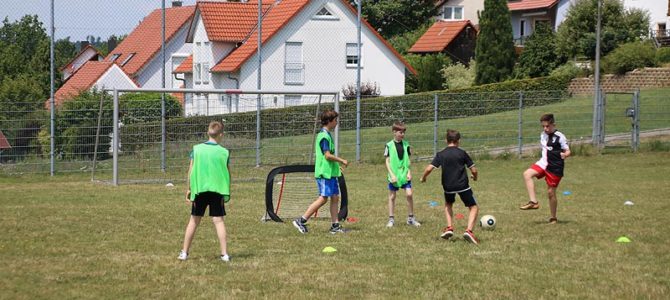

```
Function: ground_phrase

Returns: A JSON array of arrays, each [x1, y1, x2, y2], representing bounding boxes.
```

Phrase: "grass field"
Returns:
[[1, 145, 669, 298]]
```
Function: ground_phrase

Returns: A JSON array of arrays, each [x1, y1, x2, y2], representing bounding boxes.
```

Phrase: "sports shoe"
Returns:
[[407, 217, 421, 227], [549, 217, 558, 224], [329, 223, 346, 234], [440, 226, 454, 240], [520, 201, 540, 210], [292, 218, 308, 234], [220, 254, 230, 262], [386, 218, 395, 228], [177, 250, 188, 261], [463, 230, 479, 245]]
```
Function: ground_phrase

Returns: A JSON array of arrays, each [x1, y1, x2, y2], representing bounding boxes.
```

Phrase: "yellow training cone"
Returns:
[[616, 236, 631, 243], [322, 246, 337, 253]]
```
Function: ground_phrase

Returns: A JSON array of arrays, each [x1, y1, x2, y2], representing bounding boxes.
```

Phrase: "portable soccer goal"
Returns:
[[263, 165, 348, 222]]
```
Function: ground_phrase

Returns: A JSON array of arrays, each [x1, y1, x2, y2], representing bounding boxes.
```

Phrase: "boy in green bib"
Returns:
[[384, 122, 420, 228], [293, 109, 348, 234], [178, 121, 231, 262]]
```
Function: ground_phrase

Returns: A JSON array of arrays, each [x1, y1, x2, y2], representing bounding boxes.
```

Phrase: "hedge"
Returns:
[[120, 75, 572, 149]]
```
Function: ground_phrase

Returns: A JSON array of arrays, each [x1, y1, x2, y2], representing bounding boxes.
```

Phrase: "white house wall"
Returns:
[[134, 24, 192, 89], [93, 65, 137, 91], [436, 0, 484, 24], [624, 0, 669, 31], [238, 0, 407, 100]]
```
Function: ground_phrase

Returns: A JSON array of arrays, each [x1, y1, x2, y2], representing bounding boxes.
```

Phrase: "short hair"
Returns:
[[320, 109, 339, 125], [540, 113, 555, 124], [446, 129, 460, 143], [391, 121, 406, 132], [208, 121, 224, 138]]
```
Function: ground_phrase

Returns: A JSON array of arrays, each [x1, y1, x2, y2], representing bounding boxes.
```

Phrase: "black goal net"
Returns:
[[263, 165, 348, 222]]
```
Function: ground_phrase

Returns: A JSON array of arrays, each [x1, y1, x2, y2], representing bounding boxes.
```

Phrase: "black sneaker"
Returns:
[[329, 223, 345, 234], [292, 218, 308, 234]]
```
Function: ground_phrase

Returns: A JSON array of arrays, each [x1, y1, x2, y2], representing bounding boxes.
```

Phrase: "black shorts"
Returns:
[[191, 192, 226, 217], [444, 189, 477, 207]]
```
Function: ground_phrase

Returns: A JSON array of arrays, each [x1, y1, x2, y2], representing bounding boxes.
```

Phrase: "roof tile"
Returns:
[[0, 130, 10, 149], [507, 0, 559, 11], [106, 6, 195, 77], [51, 61, 114, 107], [199, 1, 272, 42], [174, 55, 193, 73], [408, 20, 474, 53]]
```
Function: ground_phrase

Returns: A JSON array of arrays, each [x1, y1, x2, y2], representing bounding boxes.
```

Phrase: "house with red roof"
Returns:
[[408, 20, 477, 65], [508, 0, 576, 46], [435, 0, 485, 26], [175, 0, 416, 116], [59, 44, 103, 82], [51, 3, 195, 107]]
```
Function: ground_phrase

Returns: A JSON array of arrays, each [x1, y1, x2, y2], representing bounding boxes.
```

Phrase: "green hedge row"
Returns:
[[120, 75, 572, 149]]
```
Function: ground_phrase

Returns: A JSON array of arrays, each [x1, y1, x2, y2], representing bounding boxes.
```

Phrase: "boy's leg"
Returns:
[[212, 216, 228, 256], [388, 190, 396, 219], [303, 196, 328, 221], [547, 186, 558, 222], [329, 195, 340, 224], [466, 205, 479, 232], [405, 188, 420, 226], [182, 216, 202, 254], [444, 202, 454, 228], [521, 167, 541, 209]]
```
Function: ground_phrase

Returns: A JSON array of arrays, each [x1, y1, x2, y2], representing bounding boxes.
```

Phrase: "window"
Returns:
[[121, 53, 136, 67], [194, 63, 202, 84], [346, 43, 361, 67], [109, 53, 121, 62], [443, 6, 463, 20], [202, 63, 210, 84], [284, 95, 301, 107], [313, 6, 337, 20], [284, 42, 304, 85]]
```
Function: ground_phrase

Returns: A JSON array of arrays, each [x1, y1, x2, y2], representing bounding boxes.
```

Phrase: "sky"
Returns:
[[2, 0, 198, 41]]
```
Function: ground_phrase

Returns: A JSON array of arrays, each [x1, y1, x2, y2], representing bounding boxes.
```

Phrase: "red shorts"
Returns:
[[530, 164, 562, 187]]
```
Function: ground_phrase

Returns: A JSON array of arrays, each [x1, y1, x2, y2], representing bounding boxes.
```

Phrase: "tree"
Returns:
[[388, 23, 431, 55], [475, 0, 516, 85], [441, 59, 476, 90], [556, 0, 650, 60], [516, 23, 559, 78], [405, 53, 449, 93], [349, 0, 436, 39]]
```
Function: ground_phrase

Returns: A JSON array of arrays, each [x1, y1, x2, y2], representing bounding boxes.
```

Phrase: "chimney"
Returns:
[[108, 36, 117, 53], [77, 41, 90, 52], [172, 1, 182, 7]]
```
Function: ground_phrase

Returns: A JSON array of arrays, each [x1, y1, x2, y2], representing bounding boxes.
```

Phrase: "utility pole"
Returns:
[[592, 0, 603, 148]]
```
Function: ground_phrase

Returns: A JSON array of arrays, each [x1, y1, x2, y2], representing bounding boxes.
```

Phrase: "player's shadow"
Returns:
[[531, 219, 573, 225]]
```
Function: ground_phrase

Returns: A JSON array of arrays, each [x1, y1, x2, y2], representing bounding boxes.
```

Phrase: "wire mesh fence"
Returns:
[[2, 88, 669, 184]]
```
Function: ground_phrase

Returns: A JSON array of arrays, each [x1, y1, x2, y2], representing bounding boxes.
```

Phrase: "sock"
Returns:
[[408, 214, 414, 219], [389, 215, 395, 220]]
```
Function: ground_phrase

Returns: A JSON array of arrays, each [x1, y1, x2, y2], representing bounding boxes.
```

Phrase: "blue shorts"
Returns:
[[388, 181, 412, 191], [316, 178, 340, 197]]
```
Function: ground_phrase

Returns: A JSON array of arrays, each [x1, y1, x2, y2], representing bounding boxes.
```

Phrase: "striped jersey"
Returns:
[[535, 130, 569, 176]]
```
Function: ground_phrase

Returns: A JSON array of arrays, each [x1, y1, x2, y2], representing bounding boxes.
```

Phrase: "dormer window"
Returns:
[[313, 6, 338, 20], [121, 53, 136, 66], [109, 53, 121, 62]]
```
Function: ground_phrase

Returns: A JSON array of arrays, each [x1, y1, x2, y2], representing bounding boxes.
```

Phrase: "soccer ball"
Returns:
[[479, 215, 496, 230]]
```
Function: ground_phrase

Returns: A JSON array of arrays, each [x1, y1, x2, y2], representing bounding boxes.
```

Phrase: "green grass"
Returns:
[[1, 149, 669, 299]]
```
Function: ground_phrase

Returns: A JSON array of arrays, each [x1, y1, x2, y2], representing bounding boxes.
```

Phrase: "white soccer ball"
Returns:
[[479, 215, 496, 230]]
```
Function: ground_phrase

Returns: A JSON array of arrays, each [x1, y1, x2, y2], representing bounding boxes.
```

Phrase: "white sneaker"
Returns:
[[407, 217, 421, 227], [177, 250, 188, 261], [386, 219, 395, 228], [221, 254, 230, 262]]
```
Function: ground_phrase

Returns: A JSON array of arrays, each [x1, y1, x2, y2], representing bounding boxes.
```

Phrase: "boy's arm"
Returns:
[[420, 165, 435, 183], [385, 156, 397, 183], [469, 166, 478, 181], [325, 151, 348, 167]]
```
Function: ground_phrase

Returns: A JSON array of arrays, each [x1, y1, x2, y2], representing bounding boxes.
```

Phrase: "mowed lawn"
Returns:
[[1, 150, 669, 299]]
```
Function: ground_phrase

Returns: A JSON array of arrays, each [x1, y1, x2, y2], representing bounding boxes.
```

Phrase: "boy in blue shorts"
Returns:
[[293, 109, 348, 234], [420, 129, 480, 244], [384, 121, 420, 228], [178, 121, 231, 262]]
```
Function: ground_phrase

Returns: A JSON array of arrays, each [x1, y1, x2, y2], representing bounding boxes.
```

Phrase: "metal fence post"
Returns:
[[335, 93, 340, 156], [433, 94, 438, 157], [113, 89, 119, 186], [161, 0, 166, 172], [600, 92, 606, 147], [518, 92, 524, 158], [633, 89, 640, 152], [49, 0, 55, 176], [256, 94, 261, 167]]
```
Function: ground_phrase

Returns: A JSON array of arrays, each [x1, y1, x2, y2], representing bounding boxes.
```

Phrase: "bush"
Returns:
[[516, 22, 560, 78], [603, 41, 657, 75], [550, 62, 588, 79], [656, 48, 670, 64], [342, 81, 381, 100], [441, 60, 475, 90], [405, 53, 450, 93]]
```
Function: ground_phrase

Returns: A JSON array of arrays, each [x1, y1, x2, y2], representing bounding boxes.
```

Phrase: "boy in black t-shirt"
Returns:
[[420, 129, 480, 244]]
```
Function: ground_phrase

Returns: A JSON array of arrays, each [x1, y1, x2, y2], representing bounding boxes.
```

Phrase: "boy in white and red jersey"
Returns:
[[519, 114, 571, 224]]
